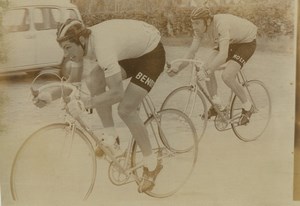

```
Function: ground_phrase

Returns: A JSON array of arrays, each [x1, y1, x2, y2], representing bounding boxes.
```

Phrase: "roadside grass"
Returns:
[[162, 35, 295, 54]]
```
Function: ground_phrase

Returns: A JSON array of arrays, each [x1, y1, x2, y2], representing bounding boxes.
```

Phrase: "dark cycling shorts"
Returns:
[[118, 42, 166, 92], [227, 39, 256, 67], [215, 39, 256, 68]]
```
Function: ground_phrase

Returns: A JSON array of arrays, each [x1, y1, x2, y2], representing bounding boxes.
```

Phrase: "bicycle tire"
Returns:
[[131, 109, 198, 198], [230, 80, 271, 142], [10, 123, 97, 204], [161, 85, 207, 142]]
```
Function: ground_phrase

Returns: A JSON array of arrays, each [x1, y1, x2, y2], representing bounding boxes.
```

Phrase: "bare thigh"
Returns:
[[118, 82, 148, 115]]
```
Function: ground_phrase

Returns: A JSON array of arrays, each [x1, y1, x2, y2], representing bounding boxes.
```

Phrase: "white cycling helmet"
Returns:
[[190, 7, 212, 20], [56, 18, 90, 43]]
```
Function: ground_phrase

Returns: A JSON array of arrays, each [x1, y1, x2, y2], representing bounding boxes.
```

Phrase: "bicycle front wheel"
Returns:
[[131, 109, 198, 198], [10, 123, 97, 204], [230, 80, 271, 141], [161, 86, 207, 142]]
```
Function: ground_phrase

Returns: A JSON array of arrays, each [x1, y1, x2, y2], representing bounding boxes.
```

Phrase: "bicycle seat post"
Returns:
[[142, 95, 157, 119], [237, 70, 248, 86]]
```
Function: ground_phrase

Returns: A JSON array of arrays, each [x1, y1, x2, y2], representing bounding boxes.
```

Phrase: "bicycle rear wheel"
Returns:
[[161, 85, 207, 142], [230, 80, 271, 141], [10, 123, 97, 204], [131, 109, 198, 198]]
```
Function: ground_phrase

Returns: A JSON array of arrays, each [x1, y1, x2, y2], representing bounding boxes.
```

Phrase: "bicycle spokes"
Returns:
[[230, 80, 271, 141]]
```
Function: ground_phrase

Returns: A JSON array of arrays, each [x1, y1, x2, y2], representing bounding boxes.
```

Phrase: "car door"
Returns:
[[1, 8, 36, 71], [33, 7, 63, 67]]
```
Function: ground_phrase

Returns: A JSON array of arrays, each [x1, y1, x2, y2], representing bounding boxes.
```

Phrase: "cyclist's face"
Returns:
[[191, 19, 206, 36], [60, 40, 84, 62]]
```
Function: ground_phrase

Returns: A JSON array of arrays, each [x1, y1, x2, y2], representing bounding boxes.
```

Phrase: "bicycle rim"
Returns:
[[230, 80, 271, 141], [10, 123, 97, 205], [161, 86, 207, 142], [131, 109, 198, 198]]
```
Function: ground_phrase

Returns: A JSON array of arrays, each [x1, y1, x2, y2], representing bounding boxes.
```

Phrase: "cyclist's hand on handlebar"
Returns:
[[166, 64, 179, 77], [67, 99, 85, 118], [197, 67, 210, 81], [79, 93, 93, 109], [66, 92, 92, 118], [32, 90, 52, 108]]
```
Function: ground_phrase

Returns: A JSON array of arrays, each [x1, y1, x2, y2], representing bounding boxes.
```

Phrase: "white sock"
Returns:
[[212, 95, 224, 110], [103, 127, 118, 138], [143, 153, 157, 171], [243, 101, 252, 111], [100, 127, 118, 146], [212, 95, 222, 105]]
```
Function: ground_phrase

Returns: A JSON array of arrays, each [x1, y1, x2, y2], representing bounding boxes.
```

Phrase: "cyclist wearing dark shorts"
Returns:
[[33, 19, 166, 193], [167, 7, 257, 125]]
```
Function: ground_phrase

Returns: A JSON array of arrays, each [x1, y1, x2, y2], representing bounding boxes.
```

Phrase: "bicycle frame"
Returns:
[[168, 58, 255, 125], [12, 71, 198, 201], [38, 79, 172, 186]]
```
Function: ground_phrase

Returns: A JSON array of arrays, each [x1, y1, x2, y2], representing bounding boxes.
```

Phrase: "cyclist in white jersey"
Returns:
[[33, 19, 166, 193], [167, 7, 257, 125]]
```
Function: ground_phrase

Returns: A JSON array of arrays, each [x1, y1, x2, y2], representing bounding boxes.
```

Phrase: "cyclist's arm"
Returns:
[[178, 38, 201, 71], [206, 39, 229, 73], [48, 61, 83, 101]]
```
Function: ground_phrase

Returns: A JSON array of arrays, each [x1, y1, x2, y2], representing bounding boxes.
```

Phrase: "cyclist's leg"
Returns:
[[203, 50, 223, 118], [205, 49, 219, 98], [118, 42, 165, 163], [222, 60, 247, 103], [118, 83, 161, 193], [222, 40, 256, 124], [118, 42, 165, 192], [118, 83, 152, 156], [84, 66, 128, 147], [85, 66, 114, 128]]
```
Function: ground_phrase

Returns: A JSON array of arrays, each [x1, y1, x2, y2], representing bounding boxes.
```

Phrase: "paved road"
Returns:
[[0, 46, 299, 206]]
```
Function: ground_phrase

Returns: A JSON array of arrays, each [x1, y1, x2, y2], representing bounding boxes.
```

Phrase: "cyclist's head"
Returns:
[[57, 19, 91, 62], [56, 18, 91, 46], [190, 7, 213, 33], [190, 7, 212, 21]]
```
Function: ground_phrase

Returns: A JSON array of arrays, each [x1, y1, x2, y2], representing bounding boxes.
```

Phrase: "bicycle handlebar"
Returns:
[[167, 58, 205, 66], [167, 58, 210, 81], [32, 81, 86, 113], [36, 81, 78, 95]]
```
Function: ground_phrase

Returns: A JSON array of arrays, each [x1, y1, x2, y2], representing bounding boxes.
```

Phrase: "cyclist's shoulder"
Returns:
[[213, 13, 257, 33], [213, 13, 233, 21], [90, 19, 153, 31], [213, 13, 250, 24]]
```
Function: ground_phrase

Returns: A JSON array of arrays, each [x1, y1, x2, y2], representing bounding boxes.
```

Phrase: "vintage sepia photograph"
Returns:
[[0, 0, 298, 205]]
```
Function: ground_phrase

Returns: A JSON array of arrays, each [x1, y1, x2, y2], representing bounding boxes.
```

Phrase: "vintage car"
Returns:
[[0, 0, 82, 75]]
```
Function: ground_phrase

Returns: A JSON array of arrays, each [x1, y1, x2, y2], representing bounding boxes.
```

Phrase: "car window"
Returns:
[[2, 9, 30, 32], [33, 7, 61, 30], [66, 9, 78, 19], [50, 8, 61, 28]]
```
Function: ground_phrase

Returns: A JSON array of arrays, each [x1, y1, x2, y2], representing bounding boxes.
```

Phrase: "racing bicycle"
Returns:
[[10, 72, 198, 205], [162, 58, 271, 142]]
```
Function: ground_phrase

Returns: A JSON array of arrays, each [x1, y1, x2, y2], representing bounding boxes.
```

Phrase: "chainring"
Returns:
[[108, 157, 130, 186]]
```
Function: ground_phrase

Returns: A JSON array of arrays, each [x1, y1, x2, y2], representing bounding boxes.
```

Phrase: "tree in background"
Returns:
[[73, 0, 294, 39]]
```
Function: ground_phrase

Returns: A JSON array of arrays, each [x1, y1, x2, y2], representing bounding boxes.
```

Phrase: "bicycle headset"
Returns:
[[56, 18, 91, 50]]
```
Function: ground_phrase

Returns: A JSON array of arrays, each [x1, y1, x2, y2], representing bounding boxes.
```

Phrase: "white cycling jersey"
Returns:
[[195, 14, 257, 46], [84, 19, 161, 77]]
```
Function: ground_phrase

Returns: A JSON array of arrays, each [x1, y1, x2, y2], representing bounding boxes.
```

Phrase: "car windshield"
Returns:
[[2, 9, 30, 32]]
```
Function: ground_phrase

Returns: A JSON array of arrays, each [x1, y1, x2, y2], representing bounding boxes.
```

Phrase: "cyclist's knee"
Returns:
[[222, 63, 240, 83], [118, 103, 136, 120], [221, 70, 235, 84]]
